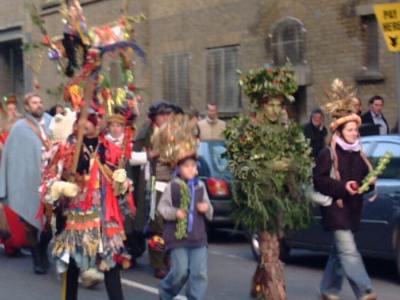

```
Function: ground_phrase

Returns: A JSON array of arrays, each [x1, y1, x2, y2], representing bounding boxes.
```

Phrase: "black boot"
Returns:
[[38, 228, 52, 270], [105, 266, 125, 300], [31, 246, 46, 275]]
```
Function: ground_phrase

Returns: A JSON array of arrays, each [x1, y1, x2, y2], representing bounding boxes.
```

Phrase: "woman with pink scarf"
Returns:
[[313, 79, 377, 300]]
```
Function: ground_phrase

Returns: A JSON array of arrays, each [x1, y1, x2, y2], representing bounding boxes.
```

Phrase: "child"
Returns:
[[157, 155, 213, 300]]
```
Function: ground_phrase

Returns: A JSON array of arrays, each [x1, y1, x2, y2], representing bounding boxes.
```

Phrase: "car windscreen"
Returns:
[[198, 141, 232, 180], [368, 141, 400, 179]]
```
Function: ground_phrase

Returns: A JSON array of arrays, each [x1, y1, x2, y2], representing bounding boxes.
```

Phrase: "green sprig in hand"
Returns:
[[175, 179, 191, 239], [358, 151, 393, 194]]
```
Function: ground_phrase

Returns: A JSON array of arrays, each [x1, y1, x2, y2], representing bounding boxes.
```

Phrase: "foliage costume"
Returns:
[[225, 66, 314, 300]]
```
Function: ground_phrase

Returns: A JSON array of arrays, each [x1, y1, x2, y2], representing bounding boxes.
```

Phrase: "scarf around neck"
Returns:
[[334, 135, 361, 152]]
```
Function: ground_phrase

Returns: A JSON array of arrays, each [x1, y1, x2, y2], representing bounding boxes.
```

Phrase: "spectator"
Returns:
[[0, 92, 53, 274], [4, 95, 22, 121], [361, 95, 389, 135], [48, 104, 65, 117], [128, 100, 176, 279], [189, 108, 200, 139], [303, 108, 328, 159], [353, 98, 362, 116], [197, 103, 226, 140]]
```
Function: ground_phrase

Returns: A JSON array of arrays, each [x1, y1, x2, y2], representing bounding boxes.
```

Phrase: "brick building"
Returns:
[[0, 0, 398, 128]]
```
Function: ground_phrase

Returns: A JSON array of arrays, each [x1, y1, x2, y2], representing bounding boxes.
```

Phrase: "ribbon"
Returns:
[[187, 178, 199, 233]]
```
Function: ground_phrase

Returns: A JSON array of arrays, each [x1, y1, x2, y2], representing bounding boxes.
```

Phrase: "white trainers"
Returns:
[[79, 268, 104, 289], [360, 293, 377, 300], [320, 293, 341, 300]]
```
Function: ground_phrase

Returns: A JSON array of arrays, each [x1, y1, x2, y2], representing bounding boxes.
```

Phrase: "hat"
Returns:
[[324, 79, 361, 132], [148, 100, 174, 119], [4, 94, 17, 106], [240, 64, 298, 107], [170, 103, 184, 115], [151, 114, 198, 166], [77, 112, 98, 127], [107, 114, 126, 125]]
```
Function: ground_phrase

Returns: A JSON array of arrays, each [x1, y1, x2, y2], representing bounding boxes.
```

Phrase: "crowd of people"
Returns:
[[0, 83, 387, 300], [0, 93, 229, 300], [303, 94, 390, 161]]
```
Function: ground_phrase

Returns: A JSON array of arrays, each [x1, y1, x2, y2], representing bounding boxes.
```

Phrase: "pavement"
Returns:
[[0, 230, 399, 300]]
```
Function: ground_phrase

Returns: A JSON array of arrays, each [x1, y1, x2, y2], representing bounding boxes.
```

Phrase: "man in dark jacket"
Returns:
[[303, 108, 328, 159], [126, 100, 175, 278], [360, 95, 389, 136]]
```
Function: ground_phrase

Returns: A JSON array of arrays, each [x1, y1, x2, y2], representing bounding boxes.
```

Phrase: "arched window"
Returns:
[[270, 17, 306, 66]]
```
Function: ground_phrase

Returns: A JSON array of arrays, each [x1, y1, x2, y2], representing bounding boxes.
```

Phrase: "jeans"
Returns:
[[320, 230, 373, 299], [159, 246, 208, 300]]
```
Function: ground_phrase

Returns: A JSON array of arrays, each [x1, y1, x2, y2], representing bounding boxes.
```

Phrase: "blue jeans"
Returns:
[[320, 230, 374, 299], [159, 246, 208, 300]]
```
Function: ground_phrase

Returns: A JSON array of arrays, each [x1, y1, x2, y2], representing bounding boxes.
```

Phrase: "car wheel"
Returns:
[[250, 233, 291, 262]]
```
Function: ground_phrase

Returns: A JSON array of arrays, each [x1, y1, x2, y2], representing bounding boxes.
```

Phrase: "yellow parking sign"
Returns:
[[375, 3, 400, 52]]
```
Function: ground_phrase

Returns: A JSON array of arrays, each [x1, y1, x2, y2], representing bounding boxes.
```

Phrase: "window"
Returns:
[[371, 143, 400, 157], [361, 15, 379, 72], [370, 142, 400, 179], [206, 46, 240, 113], [0, 40, 24, 101], [355, 14, 383, 82], [162, 53, 190, 109], [270, 17, 305, 66]]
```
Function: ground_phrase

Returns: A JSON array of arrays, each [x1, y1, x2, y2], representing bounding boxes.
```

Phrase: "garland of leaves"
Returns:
[[175, 179, 191, 239], [225, 115, 314, 234]]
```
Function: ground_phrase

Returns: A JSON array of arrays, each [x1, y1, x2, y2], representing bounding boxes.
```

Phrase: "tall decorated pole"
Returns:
[[225, 65, 314, 300]]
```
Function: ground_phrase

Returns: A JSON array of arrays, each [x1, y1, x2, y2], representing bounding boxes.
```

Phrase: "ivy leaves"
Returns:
[[225, 115, 314, 234], [239, 65, 298, 106]]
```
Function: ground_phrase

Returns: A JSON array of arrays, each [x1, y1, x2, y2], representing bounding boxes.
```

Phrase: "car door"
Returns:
[[355, 141, 400, 255]]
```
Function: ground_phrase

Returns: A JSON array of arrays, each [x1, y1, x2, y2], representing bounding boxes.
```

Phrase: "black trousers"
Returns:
[[64, 259, 124, 300]]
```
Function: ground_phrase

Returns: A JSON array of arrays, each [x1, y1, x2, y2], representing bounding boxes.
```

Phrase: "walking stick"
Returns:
[[70, 78, 96, 175], [60, 77, 95, 300]]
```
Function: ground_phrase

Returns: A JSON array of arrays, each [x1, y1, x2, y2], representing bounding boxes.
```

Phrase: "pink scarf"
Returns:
[[334, 135, 361, 152]]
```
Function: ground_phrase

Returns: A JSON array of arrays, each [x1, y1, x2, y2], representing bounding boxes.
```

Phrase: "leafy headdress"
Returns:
[[324, 79, 361, 132], [240, 64, 298, 107]]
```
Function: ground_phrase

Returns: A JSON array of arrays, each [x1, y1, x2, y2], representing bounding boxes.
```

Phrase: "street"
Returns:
[[0, 230, 398, 300]]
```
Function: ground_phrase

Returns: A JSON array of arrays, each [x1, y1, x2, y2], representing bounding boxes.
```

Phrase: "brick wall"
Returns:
[[0, 0, 397, 127]]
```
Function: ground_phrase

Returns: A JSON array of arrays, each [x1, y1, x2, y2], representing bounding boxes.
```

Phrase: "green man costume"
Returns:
[[225, 66, 314, 300]]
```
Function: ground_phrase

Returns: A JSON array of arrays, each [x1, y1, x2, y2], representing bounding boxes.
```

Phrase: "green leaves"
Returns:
[[175, 179, 191, 240], [240, 64, 298, 106], [225, 116, 314, 235]]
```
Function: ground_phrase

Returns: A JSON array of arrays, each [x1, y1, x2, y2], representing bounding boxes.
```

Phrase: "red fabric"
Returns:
[[82, 159, 100, 211], [0, 131, 9, 144], [104, 181, 123, 229], [127, 192, 136, 216], [0, 206, 28, 249], [103, 139, 123, 165]]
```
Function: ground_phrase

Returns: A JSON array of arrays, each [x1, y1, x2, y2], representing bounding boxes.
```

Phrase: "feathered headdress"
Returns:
[[324, 79, 361, 132], [151, 114, 198, 166]]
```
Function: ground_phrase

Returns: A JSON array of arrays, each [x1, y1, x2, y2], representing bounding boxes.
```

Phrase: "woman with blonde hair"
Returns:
[[314, 79, 377, 300]]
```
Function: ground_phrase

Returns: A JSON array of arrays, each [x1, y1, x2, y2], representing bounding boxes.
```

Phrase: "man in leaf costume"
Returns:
[[225, 65, 314, 300]]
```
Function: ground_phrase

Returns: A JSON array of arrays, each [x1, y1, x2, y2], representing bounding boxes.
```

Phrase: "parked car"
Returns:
[[197, 140, 233, 227], [251, 135, 400, 280]]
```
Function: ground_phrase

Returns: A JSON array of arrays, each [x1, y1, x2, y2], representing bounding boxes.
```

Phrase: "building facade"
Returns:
[[0, 0, 397, 128]]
